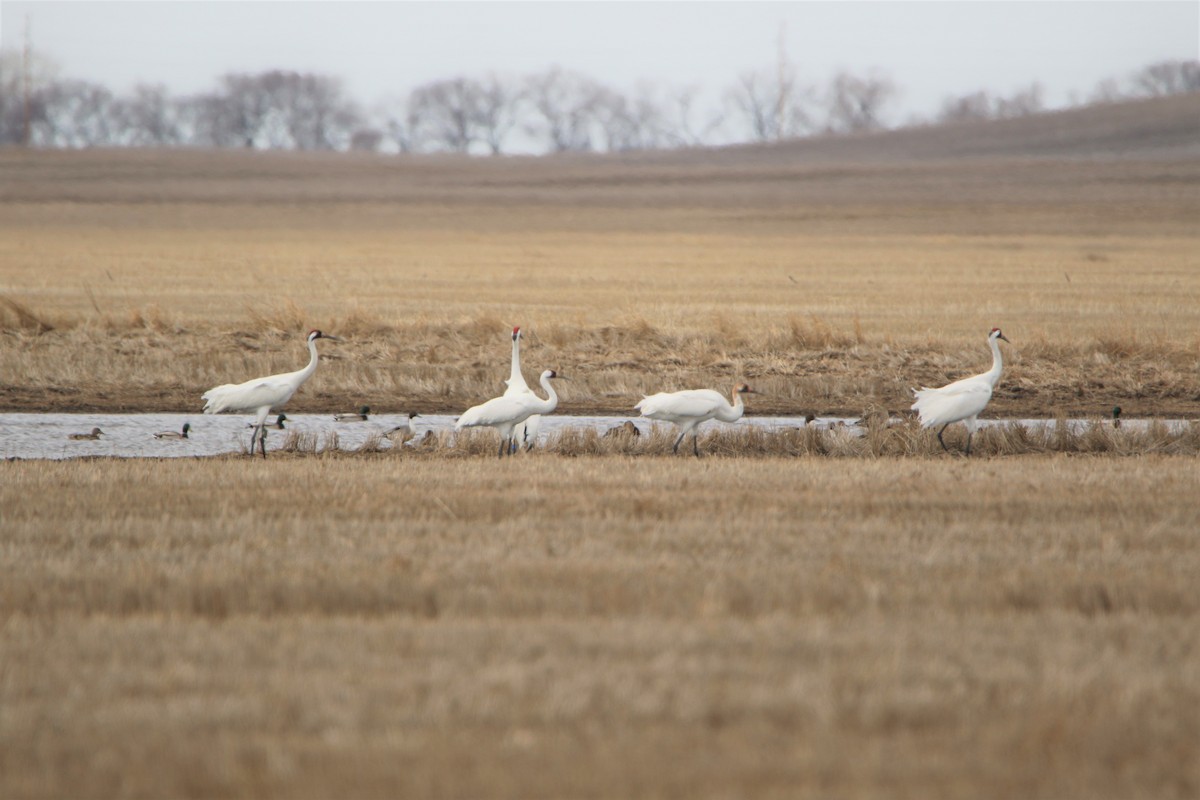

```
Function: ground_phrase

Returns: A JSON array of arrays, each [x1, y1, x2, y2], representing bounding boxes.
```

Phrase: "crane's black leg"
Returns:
[[498, 436, 507, 458], [258, 425, 267, 458], [965, 431, 973, 457], [937, 424, 950, 453], [693, 431, 701, 457], [673, 431, 685, 454]]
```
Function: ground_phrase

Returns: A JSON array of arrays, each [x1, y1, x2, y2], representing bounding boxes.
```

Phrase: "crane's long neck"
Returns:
[[716, 388, 745, 423], [533, 374, 559, 415], [509, 336, 523, 384], [297, 336, 320, 383], [984, 338, 1003, 386]]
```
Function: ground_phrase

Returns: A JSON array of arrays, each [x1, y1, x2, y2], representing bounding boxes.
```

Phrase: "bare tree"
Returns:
[[33, 79, 119, 147], [725, 64, 815, 142], [826, 69, 897, 133], [114, 84, 183, 145], [993, 82, 1044, 118], [524, 67, 606, 152], [1088, 78, 1126, 105], [408, 77, 480, 153], [281, 73, 361, 150], [373, 96, 420, 154], [660, 85, 725, 147], [186, 70, 359, 150], [938, 90, 994, 123], [474, 74, 523, 155], [590, 83, 674, 152], [1131, 59, 1200, 97]]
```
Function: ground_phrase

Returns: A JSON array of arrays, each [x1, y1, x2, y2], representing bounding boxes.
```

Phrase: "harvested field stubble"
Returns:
[[1, 137, 1199, 417], [2, 97, 1199, 798], [1, 455, 1198, 798]]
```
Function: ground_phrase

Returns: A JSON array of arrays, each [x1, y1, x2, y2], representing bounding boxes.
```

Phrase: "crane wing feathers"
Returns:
[[202, 376, 297, 414], [636, 390, 726, 421], [910, 380, 993, 428], [456, 396, 533, 429]]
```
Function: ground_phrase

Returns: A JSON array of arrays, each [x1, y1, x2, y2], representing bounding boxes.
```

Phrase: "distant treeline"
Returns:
[[0, 52, 1196, 155]]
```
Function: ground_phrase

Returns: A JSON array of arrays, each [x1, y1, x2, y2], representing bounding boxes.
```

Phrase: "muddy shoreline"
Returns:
[[3, 385, 1195, 420]]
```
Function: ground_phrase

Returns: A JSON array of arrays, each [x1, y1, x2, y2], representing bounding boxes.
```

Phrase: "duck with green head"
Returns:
[[334, 405, 370, 422]]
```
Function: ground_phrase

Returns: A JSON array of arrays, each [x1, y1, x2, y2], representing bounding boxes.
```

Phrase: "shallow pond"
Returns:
[[2, 412, 1183, 461]]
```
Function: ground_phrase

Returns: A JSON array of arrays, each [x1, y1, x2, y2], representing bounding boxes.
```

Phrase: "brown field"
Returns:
[[1, 95, 1199, 417], [2, 96, 1199, 799], [2, 454, 1199, 799]]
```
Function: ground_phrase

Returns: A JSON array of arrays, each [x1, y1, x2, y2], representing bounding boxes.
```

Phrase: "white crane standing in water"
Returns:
[[911, 327, 1010, 456], [457, 369, 560, 458], [505, 326, 541, 452], [202, 329, 341, 457], [635, 383, 757, 456]]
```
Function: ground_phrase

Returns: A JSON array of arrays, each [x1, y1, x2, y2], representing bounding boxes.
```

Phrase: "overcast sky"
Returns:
[[2, 1, 1197, 122]]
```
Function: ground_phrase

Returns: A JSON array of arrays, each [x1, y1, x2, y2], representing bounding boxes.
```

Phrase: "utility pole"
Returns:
[[22, 14, 32, 146]]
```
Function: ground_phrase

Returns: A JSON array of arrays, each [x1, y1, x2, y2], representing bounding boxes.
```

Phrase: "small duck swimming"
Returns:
[[154, 423, 191, 440], [68, 427, 103, 441], [334, 405, 370, 422], [248, 414, 287, 430], [602, 420, 641, 439], [383, 412, 421, 441], [1111, 406, 1122, 429]]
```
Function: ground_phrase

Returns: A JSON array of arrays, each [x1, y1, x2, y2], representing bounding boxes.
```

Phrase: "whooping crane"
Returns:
[[68, 427, 103, 440], [457, 369, 560, 458], [635, 383, 757, 456], [504, 326, 541, 451], [202, 329, 341, 457], [154, 423, 191, 440], [911, 327, 1009, 456]]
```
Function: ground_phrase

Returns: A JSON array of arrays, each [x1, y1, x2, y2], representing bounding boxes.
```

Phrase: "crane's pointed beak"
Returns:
[[999, 334, 1010, 343], [322, 334, 344, 342]]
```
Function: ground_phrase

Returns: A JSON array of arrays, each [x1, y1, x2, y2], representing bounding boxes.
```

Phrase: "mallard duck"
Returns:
[[1111, 406, 1122, 429], [154, 423, 191, 440], [334, 405, 370, 422], [68, 427, 103, 440]]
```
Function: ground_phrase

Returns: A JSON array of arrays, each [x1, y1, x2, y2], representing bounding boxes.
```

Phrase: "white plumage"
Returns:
[[504, 326, 542, 451], [911, 327, 1009, 456], [457, 369, 560, 457], [202, 329, 340, 456], [635, 383, 757, 456]]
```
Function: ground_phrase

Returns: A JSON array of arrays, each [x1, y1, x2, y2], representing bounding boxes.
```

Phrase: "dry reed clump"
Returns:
[[275, 428, 339, 455], [777, 313, 864, 350], [0, 294, 55, 333], [394, 419, 1200, 460]]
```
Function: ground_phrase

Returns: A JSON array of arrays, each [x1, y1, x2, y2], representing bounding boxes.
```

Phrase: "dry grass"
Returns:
[[1, 455, 1197, 799], [0, 145, 1198, 417], [1, 107, 1199, 797]]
